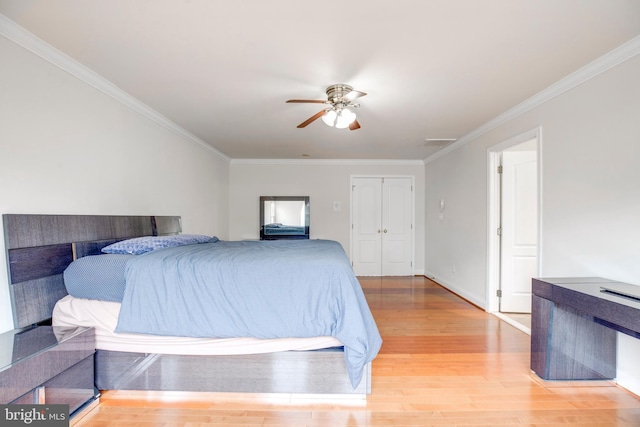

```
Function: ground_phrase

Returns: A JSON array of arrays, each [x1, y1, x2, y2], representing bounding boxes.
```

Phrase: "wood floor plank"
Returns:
[[75, 277, 640, 426]]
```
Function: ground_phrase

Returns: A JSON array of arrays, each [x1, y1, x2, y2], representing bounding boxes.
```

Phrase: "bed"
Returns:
[[2, 214, 381, 396]]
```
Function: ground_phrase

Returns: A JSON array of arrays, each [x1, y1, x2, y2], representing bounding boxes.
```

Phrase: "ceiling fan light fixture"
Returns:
[[323, 107, 356, 129], [321, 109, 337, 126], [288, 84, 365, 130], [335, 108, 356, 129]]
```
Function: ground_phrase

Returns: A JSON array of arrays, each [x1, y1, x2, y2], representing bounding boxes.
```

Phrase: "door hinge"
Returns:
[[497, 227, 502, 236], [497, 289, 502, 297], [497, 165, 503, 174]]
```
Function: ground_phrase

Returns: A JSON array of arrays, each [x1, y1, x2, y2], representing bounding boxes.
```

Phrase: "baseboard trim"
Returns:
[[423, 272, 485, 309]]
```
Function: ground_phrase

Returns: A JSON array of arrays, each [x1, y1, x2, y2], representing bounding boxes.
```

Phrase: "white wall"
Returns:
[[229, 161, 425, 273], [425, 53, 640, 393], [0, 36, 230, 333], [425, 143, 488, 305]]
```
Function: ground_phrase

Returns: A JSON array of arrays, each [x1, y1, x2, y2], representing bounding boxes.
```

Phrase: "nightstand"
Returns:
[[0, 326, 99, 417]]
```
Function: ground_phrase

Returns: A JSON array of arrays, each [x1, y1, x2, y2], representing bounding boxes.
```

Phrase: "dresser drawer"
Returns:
[[10, 356, 97, 414], [0, 326, 95, 404]]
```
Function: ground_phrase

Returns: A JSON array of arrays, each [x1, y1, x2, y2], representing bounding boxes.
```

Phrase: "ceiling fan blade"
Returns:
[[286, 99, 327, 104], [297, 110, 326, 128], [344, 90, 367, 101], [349, 119, 361, 130]]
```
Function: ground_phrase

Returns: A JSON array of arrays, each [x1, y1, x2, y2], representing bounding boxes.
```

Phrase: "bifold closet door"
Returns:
[[352, 177, 413, 276]]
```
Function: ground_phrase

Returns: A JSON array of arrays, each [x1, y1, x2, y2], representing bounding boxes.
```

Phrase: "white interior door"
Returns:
[[352, 177, 413, 276], [381, 178, 413, 275], [500, 148, 538, 313], [352, 178, 383, 276]]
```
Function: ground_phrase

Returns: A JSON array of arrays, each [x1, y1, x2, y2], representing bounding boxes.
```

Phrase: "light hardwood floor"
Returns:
[[75, 277, 640, 426]]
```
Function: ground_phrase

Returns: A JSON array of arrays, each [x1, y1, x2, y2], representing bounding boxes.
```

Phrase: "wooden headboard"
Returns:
[[3, 214, 182, 329]]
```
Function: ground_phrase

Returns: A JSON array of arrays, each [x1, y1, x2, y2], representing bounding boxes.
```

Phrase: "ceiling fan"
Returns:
[[286, 84, 366, 130]]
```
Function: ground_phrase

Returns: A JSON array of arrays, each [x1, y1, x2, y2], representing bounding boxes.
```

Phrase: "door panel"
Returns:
[[382, 178, 413, 275], [352, 178, 382, 276], [500, 150, 537, 313]]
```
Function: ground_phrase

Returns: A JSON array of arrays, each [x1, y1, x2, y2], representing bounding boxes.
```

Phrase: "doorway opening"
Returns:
[[487, 128, 541, 334]]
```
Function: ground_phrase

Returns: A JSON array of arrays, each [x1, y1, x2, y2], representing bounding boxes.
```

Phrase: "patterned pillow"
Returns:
[[101, 234, 214, 255]]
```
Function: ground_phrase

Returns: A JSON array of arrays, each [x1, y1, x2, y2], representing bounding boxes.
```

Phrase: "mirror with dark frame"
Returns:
[[260, 196, 310, 240]]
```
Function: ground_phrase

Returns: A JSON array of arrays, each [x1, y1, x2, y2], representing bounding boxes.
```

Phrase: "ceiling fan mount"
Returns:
[[286, 84, 366, 130], [325, 84, 354, 103]]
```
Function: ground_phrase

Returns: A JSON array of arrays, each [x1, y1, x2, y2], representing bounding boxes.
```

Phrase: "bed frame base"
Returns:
[[95, 349, 370, 396]]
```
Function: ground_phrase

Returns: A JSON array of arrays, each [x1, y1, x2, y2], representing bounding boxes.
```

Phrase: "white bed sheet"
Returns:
[[52, 295, 343, 355]]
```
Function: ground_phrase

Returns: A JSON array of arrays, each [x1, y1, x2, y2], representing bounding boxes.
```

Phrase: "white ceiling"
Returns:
[[2, 1, 640, 160]]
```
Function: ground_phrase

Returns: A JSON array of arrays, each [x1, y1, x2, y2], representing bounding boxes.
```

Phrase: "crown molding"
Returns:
[[0, 13, 230, 163], [424, 34, 640, 164], [6, 12, 638, 167], [230, 158, 425, 166]]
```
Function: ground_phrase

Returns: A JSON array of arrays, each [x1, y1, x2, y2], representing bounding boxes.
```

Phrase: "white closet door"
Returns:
[[352, 177, 413, 276], [381, 178, 413, 275], [352, 178, 383, 276]]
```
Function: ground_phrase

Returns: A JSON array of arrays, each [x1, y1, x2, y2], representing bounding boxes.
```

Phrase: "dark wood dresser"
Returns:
[[0, 326, 98, 417], [531, 277, 640, 381]]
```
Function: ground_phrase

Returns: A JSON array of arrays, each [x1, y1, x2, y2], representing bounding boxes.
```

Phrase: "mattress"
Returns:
[[52, 295, 344, 355]]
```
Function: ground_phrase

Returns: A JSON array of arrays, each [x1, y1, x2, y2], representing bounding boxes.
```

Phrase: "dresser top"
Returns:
[[534, 277, 640, 308], [0, 326, 92, 373], [533, 277, 640, 336]]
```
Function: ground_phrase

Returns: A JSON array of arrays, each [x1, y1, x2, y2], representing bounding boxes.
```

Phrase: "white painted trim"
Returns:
[[486, 151, 502, 314], [617, 365, 640, 397], [424, 271, 486, 309], [486, 127, 542, 314], [492, 312, 531, 336], [231, 159, 425, 166], [425, 35, 640, 164], [0, 13, 230, 163], [616, 333, 640, 397]]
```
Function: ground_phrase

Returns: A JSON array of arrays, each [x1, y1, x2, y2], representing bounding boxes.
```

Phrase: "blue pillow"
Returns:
[[101, 234, 213, 255], [63, 254, 135, 302]]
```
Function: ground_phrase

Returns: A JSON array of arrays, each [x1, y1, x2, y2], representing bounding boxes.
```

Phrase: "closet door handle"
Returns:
[[383, 229, 388, 233], [377, 229, 381, 233]]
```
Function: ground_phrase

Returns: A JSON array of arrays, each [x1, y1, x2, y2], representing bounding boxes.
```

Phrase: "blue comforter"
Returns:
[[115, 239, 382, 388]]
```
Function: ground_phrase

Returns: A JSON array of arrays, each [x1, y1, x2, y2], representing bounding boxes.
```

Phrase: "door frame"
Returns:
[[486, 127, 543, 314], [350, 174, 416, 276]]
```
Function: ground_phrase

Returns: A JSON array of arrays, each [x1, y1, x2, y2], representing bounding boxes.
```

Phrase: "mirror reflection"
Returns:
[[260, 196, 310, 240]]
